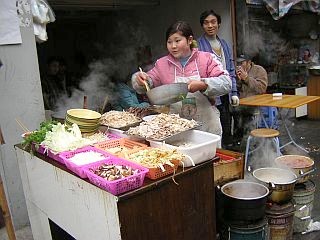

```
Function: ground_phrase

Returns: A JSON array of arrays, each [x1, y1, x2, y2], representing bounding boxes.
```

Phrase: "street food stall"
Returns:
[[16, 108, 245, 240]]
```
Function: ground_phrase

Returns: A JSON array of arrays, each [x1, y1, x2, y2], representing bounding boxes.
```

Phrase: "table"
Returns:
[[15, 146, 216, 240], [239, 94, 320, 152]]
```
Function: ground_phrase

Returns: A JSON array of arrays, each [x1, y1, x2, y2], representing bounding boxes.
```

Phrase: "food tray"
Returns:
[[125, 123, 201, 142], [126, 147, 180, 180], [93, 138, 147, 158], [83, 157, 149, 195], [58, 146, 112, 178], [149, 130, 220, 167], [101, 120, 143, 131], [36, 144, 63, 164]]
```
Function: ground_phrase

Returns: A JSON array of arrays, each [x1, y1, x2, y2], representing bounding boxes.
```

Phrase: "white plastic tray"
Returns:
[[148, 130, 220, 167]]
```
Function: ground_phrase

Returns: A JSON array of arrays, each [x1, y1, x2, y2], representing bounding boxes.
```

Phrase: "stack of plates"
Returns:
[[65, 109, 101, 134]]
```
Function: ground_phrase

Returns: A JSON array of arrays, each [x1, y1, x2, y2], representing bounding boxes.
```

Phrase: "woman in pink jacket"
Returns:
[[132, 21, 231, 138]]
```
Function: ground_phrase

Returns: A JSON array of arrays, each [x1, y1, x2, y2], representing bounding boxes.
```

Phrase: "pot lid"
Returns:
[[266, 201, 295, 215]]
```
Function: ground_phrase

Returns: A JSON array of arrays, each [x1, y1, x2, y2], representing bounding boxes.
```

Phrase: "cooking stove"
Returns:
[[266, 200, 295, 215]]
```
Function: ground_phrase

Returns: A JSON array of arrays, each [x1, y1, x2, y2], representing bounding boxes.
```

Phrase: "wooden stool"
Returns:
[[244, 128, 281, 170]]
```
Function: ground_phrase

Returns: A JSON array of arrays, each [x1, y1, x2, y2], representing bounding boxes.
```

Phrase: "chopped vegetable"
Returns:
[[22, 120, 58, 149]]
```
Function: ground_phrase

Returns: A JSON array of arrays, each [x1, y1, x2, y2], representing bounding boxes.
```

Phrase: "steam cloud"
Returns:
[[53, 18, 158, 118], [238, 21, 289, 64]]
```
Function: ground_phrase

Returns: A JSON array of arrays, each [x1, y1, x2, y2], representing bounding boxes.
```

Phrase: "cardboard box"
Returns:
[[214, 148, 244, 186]]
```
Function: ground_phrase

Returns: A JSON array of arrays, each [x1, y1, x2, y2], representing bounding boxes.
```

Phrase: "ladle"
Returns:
[[294, 168, 315, 182]]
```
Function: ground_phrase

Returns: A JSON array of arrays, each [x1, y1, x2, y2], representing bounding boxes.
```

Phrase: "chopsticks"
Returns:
[[139, 67, 150, 91], [15, 118, 30, 132]]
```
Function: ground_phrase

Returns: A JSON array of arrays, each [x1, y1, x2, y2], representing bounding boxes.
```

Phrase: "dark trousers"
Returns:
[[217, 95, 232, 146], [232, 106, 258, 144]]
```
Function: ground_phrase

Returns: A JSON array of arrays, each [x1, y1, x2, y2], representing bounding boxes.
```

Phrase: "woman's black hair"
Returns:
[[165, 21, 194, 42], [165, 21, 196, 48], [199, 10, 221, 26]]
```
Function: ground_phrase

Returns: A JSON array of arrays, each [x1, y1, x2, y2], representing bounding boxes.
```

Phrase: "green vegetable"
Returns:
[[22, 120, 59, 149]]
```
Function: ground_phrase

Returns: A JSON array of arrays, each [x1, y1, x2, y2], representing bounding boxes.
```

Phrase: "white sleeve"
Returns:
[[202, 75, 232, 97]]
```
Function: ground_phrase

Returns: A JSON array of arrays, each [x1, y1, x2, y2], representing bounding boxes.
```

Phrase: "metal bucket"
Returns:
[[220, 217, 267, 240], [293, 180, 315, 233], [266, 201, 294, 240]]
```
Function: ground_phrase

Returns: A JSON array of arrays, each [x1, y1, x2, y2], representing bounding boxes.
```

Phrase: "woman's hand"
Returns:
[[135, 72, 149, 86], [187, 80, 208, 93]]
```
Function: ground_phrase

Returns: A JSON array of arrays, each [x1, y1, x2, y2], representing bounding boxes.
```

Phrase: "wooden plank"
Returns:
[[240, 94, 320, 108], [0, 177, 16, 240], [308, 75, 320, 119]]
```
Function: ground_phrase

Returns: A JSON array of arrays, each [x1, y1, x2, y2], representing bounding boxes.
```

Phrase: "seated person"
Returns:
[[232, 54, 268, 147], [112, 77, 150, 111]]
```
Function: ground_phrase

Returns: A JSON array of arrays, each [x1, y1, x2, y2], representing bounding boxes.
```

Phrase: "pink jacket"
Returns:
[[133, 48, 231, 97]]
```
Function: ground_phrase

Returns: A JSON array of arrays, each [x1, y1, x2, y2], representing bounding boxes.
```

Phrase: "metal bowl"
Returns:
[[147, 83, 188, 105]]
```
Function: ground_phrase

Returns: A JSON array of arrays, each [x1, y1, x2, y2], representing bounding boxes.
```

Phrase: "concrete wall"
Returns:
[[38, 0, 233, 76], [0, 7, 45, 229]]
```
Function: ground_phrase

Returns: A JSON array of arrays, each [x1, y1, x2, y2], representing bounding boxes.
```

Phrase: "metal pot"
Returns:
[[146, 83, 188, 105], [275, 155, 314, 184], [220, 181, 269, 222], [253, 167, 297, 204]]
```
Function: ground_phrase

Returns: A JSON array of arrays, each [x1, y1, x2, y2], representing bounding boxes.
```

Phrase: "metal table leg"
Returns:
[[277, 107, 308, 153]]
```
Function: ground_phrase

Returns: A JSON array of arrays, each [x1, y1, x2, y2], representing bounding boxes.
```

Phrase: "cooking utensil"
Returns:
[[220, 181, 269, 222], [295, 168, 315, 182], [252, 167, 297, 204], [275, 155, 314, 183], [139, 67, 150, 92], [146, 83, 188, 105]]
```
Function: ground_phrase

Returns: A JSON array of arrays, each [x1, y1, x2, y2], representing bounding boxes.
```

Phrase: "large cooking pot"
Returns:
[[253, 167, 297, 204], [146, 83, 188, 105], [220, 181, 269, 222], [275, 155, 314, 184]]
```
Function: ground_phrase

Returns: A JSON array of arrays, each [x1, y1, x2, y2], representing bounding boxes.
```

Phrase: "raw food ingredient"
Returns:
[[128, 148, 184, 168], [41, 123, 92, 153], [126, 113, 198, 140], [68, 151, 108, 165], [100, 111, 141, 128], [22, 120, 58, 148], [90, 163, 139, 181]]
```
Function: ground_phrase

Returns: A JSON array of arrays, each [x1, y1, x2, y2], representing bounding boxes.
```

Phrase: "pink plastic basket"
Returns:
[[58, 146, 112, 178], [83, 157, 149, 195], [36, 144, 63, 164]]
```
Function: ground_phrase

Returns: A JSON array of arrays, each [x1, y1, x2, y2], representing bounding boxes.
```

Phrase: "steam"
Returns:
[[238, 22, 289, 64], [52, 19, 157, 118]]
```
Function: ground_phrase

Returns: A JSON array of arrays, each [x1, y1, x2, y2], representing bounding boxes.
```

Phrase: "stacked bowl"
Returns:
[[65, 109, 101, 134]]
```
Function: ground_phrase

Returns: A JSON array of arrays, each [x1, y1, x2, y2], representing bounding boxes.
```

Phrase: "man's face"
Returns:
[[238, 60, 250, 71], [202, 15, 219, 37]]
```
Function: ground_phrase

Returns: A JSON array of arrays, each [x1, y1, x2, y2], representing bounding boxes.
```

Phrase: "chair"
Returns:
[[244, 128, 281, 171]]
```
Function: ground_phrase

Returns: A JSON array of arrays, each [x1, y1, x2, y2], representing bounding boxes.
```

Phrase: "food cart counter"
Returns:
[[15, 145, 217, 240]]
